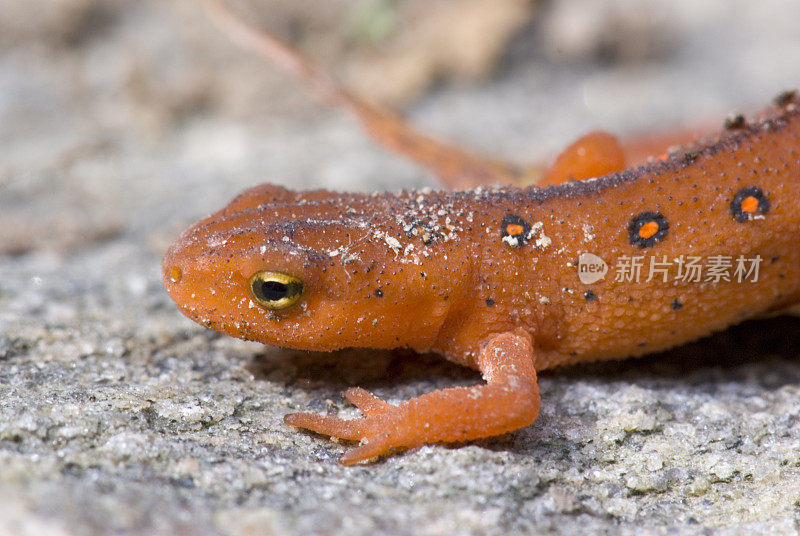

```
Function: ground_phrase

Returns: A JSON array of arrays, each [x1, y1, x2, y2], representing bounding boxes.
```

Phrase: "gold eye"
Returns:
[[248, 271, 304, 310]]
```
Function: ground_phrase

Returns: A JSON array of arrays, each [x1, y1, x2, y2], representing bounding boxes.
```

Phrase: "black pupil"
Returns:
[[254, 278, 302, 303], [258, 280, 289, 301]]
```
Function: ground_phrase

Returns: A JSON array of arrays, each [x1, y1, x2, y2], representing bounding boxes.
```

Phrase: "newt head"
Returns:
[[162, 186, 468, 352]]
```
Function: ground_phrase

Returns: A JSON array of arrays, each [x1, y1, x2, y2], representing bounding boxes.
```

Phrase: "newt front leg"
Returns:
[[285, 330, 541, 464]]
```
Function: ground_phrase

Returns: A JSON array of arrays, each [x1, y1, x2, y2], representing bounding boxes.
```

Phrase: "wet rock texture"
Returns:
[[2, 1, 800, 534]]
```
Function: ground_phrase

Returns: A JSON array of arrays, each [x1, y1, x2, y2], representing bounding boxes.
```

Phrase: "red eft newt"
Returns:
[[162, 2, 800, 464]]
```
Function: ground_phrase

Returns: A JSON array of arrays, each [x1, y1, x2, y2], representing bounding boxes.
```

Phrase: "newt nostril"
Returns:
[[167, 265, 183, 284]]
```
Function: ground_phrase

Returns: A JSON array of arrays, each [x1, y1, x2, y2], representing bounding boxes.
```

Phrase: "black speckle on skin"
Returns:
[[584, 290, 598, 302], [683, 151, 701, 163], [671, 299, 683, 311], [628, 212, 669, 248], [374, 288, 383, 298], [730, 185, 770, 222], [485, 298, 495, 307], [724, 113, 745, 130], [774, 89, 797, 107]]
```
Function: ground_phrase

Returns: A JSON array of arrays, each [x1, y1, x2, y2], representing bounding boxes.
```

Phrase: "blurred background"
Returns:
[[2, 2, 800, 534], [2, 0, 800, 257]]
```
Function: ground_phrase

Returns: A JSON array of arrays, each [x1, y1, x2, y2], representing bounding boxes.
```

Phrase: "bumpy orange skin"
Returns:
[[164, 98, 800, 369], [163, 95, 800, 462]]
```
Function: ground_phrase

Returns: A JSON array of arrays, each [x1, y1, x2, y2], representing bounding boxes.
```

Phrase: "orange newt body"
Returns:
[[162, 3, 800, 464], [164, 92, 800, 463]]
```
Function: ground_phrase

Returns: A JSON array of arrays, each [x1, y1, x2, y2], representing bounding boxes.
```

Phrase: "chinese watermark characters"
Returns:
[[578, 254, 763, 284]]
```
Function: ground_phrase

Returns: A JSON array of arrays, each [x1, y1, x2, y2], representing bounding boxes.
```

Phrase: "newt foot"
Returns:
[[285, 387, 406, 465]]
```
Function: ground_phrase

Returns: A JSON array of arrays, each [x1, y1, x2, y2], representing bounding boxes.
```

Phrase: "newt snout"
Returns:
[[163, 189, 468, 354]]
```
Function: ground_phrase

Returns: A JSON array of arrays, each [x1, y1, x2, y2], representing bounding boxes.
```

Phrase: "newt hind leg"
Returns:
[[538, 131, 626, 186], [285, 330, 541, 464]]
